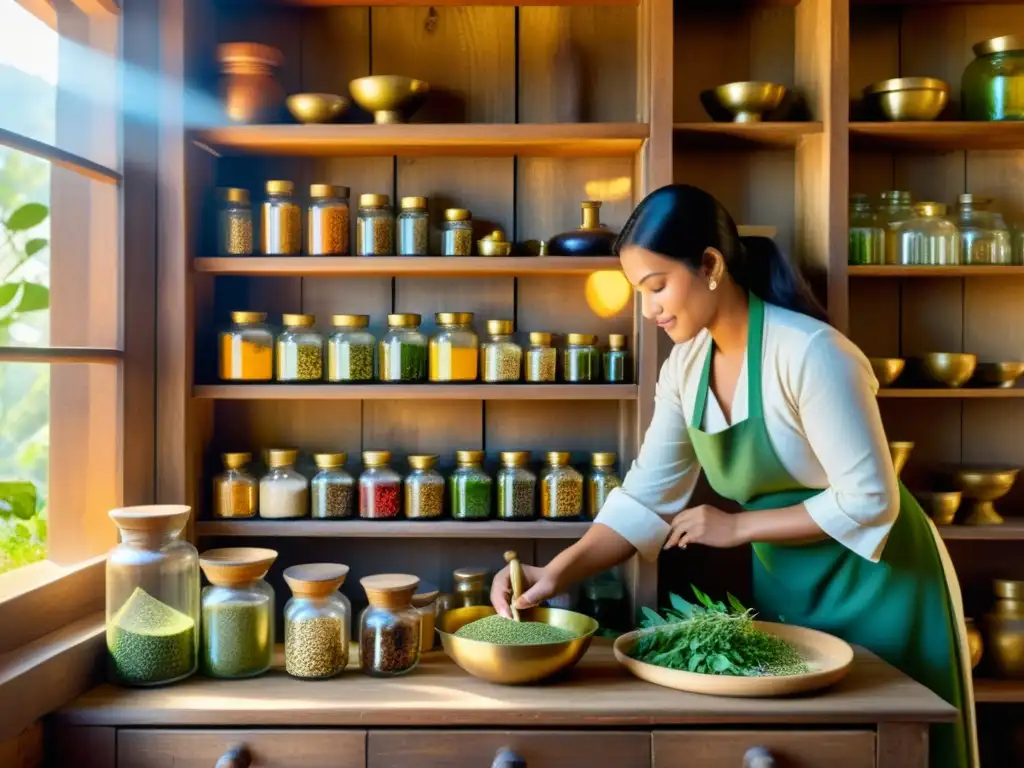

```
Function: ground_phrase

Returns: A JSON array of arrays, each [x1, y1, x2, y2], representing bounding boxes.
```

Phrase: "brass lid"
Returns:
[[435, 311, 474, 326], [914, 202, 946, 217], [332, 313, 369, 328], [453, 566, 489, 585], [412, 581, 440, 607], [566, 333, 596, 345], [200, 547, 277, 587], [529, 332, 553, 345], [267, 448, 298, 468], [592, 452, 617, 467], [282, 313, 315, 327], [486, 319, 514, 335], [863, 77, 949, 96], [546, 451, 571, 466], [581, 200, 603, 210], [400, 196, 427, 210], [230, 311, 266, 324], [363, 450, 392, 467], [995, 579, 1024, 599], [310, 183, 348, 198], [283, 563, 349, 599], [219, 187, 250, 204], [361, 573, 419, 608], [974, 35, 1024, 57], [481, 229, 508, 243], [266, 180, 294, 195], [881, 190, 911, 204], [314, 452, 347, 469], [408, 454, 439, 470], [500, 450, 530, 467], [217, 42, 283, 68], [609, 333, 627, 350], [387, 313, 421, 328], [222, 452, 251, 470], [444, 208, 471, 221], [108, 505, 191, 536], [359, 193, 390, 207], [456, 449, 485, 466]]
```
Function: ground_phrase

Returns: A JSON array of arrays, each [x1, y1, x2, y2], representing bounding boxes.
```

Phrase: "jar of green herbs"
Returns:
[[849, 194, 884, 266], [327, 314, 375, 382], [603, 334, 629, 383], [449, 450, 492, 520], [276, 313, 323, 382], [587, 452, 622, 518], [379, 313, 427, 382], [564, 333, 599, 383]]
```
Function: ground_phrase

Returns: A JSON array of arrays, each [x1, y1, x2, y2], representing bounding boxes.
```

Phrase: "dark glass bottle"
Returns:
[[547, 201, 617, 256]]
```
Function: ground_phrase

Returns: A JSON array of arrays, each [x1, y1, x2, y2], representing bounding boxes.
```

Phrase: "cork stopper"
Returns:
[[283, 563, 349, 598], [361, 573, 419, 609], [200, 547, 277, 587], [109, 505, 191, 537]]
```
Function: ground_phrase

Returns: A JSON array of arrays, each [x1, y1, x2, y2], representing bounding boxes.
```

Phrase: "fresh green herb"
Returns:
[[455, 614, 578, 645]]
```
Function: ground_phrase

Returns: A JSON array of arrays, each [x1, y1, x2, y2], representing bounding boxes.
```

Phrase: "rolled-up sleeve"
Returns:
[[594, 348, 701, 561]]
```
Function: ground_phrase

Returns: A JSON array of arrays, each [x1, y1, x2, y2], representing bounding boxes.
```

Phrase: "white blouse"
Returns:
[[594, 302, 900, 564]]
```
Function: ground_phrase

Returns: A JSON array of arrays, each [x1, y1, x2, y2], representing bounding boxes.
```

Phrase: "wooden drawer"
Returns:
[[653, 731, 875, 768], [368, 730, 650, 768], [116, 729, 366, 768]]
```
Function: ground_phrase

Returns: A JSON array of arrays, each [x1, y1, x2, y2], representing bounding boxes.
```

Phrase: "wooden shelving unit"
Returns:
[[193, 256, 622, 277], [974, 679, 1024, 704], [673, 122, 823, 149], [193, 384, 638, 401], [849, 122, 1024, 151], [197, 519, 592, 539], [937, 521, 1024, 541], [877, 388, 1024, 399], [849, 265, 1024, 278]]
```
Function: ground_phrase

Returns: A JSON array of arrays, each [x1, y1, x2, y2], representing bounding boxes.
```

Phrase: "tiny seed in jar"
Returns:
[[498, 477, 535, 519], [358, 216, 394, 256], [361, 615, 419, 675], [219, 211, 253, 256], [313, 483, 353, 519], [543, 476, 583, 518], [527, 348, 557, 382], [443, 228, 473, 256], [484, 345, 521, 382], [285, 616, 347, 678], [309, 205, 349, 256], [216, 480, 256, 518], [399, 217, 429, 255], [405, 480, 443, 519]]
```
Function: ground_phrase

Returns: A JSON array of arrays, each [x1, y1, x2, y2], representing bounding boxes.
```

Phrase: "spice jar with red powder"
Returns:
[[359, 450, 402, 519]]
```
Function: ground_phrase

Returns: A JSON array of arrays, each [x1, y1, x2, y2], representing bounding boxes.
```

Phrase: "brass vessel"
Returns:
[[955, 467, 1019, 525], [915, 491, 961, 526], [869, 357, 906, 388], [888, 441, 914, 479], [547, 201, 617, 256], [984, 580, 1024, 678], [710, 81, 787, 123], [217, 43, 285, 124], [863, 77, 949, 121], [972, 361, 1024, 389], [478, 230, 513, 257], [965, 618, 984, 670], [286, 93, 349, 124], [349, 75, 429, 124], [919, 352, 978, 388]]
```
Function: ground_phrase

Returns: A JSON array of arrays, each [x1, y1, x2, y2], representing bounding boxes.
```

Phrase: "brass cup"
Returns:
[[965, 618, 984, 670], [919, 353, 978, 388], [349, 75, 430, 124], [973, 362, 1024, 389], [478, 231, 512, 257], [863, 77, 949, 121], [955, 468, 1019, 525], [915, 491, 962, 526], [285, 93, 349, 124], [869, 357, 906, 388], [889, 441, 914, 479], [710, 81, 787, 123]]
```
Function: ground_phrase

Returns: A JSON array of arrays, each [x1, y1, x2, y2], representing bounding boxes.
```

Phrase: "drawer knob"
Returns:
[[743, 746, 775, 768], [215, 744, 252, 768], [493, 747, 527, 768]]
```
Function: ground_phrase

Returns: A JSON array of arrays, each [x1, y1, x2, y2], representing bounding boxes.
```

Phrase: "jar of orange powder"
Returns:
[[220, 311, 273, 381], [428, 312, 478, 382]]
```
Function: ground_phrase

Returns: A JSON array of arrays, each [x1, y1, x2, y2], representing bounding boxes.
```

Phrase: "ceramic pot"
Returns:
[[217, 43, 285, 124]]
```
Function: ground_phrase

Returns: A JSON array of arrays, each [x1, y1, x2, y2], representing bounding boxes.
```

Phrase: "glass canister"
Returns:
[[327, 314, 375, 382], [436, 567, 490, 616], [199, 547, 276, 679], [895, 202, 960, 266], [216, 187, 253, 257], [357, 193, 394, 256], [587, 452, 622, 519], [106, 505, 199, 686], [359, 573, 422, 677], [359, 450, 402, 519], [283, 563, 351, 680], [962, 36, 1024, 121], [411, 581, 440, 652], [261, 180, 301, 256], [481, 319, 522, 383], [496, 450, 536, 520], [525, 331, 557, 383], [958, 194, 1012, 265], [541, 451, 584, 520], [260, 449, 309, 519], [603, 334, 629, 383], [441, 208, 473, 256], [219, 311, 273, 381], [848, 193, 885, 266], [404, 454, 445, 519], [379, 313, 427, 382], [564, 333, 599, 383], [213, 452, 258, 518], [984, 579, 1024, 678], [397, 196, 430, 256], [449, 450, 493, 520], [429, 312, 479, 382], [880, 190, 914, 265], [276, 313, 324, 382], [311, 452, 354, 519], [307, 184, 350, 256]]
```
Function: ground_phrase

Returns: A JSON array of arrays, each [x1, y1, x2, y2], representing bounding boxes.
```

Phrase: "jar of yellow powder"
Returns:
[[219, 311, 273, 381], [429, 312, 478, 382]]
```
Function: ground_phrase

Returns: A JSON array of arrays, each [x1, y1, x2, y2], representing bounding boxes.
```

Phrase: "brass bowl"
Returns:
[[863, 77, 949, 121], [919, 352, 978, 388], [973, 362, 1024, 389], [436, 605, 597, 685], [955, 468, 1019, 525], [286, 93, 349, 124], [710, 81, 787, 123], [869, 357, 906, 388], [349, 75, 429, 124], [915, 491, 962, 526], [889, 441, 914, 478], [478, 230, 512, 257]]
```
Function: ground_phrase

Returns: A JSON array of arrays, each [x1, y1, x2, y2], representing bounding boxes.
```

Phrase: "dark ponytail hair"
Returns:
[[614, 184, 827, 323]]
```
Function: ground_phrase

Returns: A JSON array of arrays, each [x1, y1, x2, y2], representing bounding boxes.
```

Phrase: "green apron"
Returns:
[[686, 293, 973, 768]]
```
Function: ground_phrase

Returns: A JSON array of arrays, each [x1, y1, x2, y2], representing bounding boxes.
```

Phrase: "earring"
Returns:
[[709, 278, 718, 291]]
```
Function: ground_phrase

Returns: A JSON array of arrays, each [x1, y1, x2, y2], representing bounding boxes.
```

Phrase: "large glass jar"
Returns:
[[879, 190, 913, 265], [603, 334, 629, 383], [219, 311, 273, 381], [449, 450, 492, 520], [435, 567, 490, 615], [497, 450, 536, 520], [260, 449, 309, 519], [357, 193, 394, 256], [895, 202, 960, 266], [397, 196, 429, 256], [213, 452, 258, 518], [404, 454, 445, 519], [327, 314, 375, 382], [311, 453, 354, 519], [541, 451, 584, 520], [412, 582, 440, 652], [481, 319, 522, 383], [307, 183, 350, 256], [587, 452, 622, 519], [359, 574, 422, 677], [962, 36, 1024, 121], [216, 187, 253, 256], [848, 194, 884, 266], [441, 208, 473, 256], [359, 450, 402, 519], [276, 313, 324, 381], [199, 547, 276, 679], [984, 579, 1024, 678], [379, 313, 427, 382], [564, 333, 599, 383], [283, 563, 351, 680], [106, 505, 200, 686], [958, 194, 1012, 265], [525, 331, 557, 382], [261, 180, 301, 256], [429, 312, 478, 382]]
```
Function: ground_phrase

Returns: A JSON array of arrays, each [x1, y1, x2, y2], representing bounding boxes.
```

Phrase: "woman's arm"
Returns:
[[664, 502, 826, 549]]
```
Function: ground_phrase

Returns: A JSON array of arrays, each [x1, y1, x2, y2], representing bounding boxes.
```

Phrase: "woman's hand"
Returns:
[[490, 563, 560, 618], [664, 504, 744, 550]]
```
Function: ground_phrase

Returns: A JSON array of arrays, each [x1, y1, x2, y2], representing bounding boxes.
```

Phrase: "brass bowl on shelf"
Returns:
[[972, 361, 1024, 389], [915, 491, 962, 526], [286, 93, 349, 124], [955, 467, 1019, 525], [889, 441, 914, 479], [870, 357, 906, 388], [863, 77, 949, 121], [919, 352, 978, 388], [478, 230, 513, 257], [349, 75, 430, 124], [709, 81, 787, 123]]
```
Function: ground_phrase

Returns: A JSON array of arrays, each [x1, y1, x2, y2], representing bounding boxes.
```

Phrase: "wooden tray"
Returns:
[[613, 620, 854, 698]]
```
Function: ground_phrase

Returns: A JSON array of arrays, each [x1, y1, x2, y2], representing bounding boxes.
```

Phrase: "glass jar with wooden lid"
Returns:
[[359, 573, 422, 677], [261, 180, 301, 256], [359, 450, 402, 519], [327, 314, 375, 382], [213, 452, 258, 518], [564, 333, 599, 383], [587, 452, 622, 518], [603, 334, 629, 383], [307, 184, 350, 256], [311, 453, 354, 519], [219, 311, 273, 381], [397, 196, 429, 256], [259, 449, 308, 519], [441, 208, 473, 256], [283, 563, 351, 680], [496, 450, 536, 520], [379, 313, 427, 382], [276, 313, 324, 381], [404, 454, 444, 519], [449, 449, 492, 520], [216, 187, 253, 256], [540, 451, 584, 520], [429, 311, 478, 382], [481, 319, 522, 383], [525, 331, 557, 382], [357, 193, 394, 256]]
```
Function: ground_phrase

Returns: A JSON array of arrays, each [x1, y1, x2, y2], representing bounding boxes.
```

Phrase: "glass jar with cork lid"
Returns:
[[541, 451, 584, 520], [261, 180, 301, 256], [587, 452, 622, 518], [441, 208, 473, 256], [564, 333, 599, 383], [603, 334, 629, 383], [496, 450, 536, 520], [327, 314, 375, 382], [276, 313, 324, 382], [404, 454, 444, 519], [283, 563, 351, 680], [311, 453, 354, 519], [435, 567, 490, 616], [219, 311, 273, 381], [357, 193, 394, 256], [449, 450, 492, 520], [359, 450, 402, 519], [429, 312, 478, 382], [216, 187, 253, 256], [307, 184, 349, 256], [397, 196, 429, 255], [259, 449, 309, 519], [481, 319, 522, 383], [379, 313, 427, 382], [525, 331, 557, 382], [359, 573, 422, 677], [213, 452, 258, 518]]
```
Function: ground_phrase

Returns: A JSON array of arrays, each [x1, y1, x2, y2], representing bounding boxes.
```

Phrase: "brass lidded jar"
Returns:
[[541, 451, 584, 520], [962, 36, 1024, 121], [357, 193, 394, 256], [587, 452, 622, 518], [481, 319, 522, 383], [436, 566, 491, 615], [359, 449, 402, 519], [359, 573, 422, 677], [526, 331, 557, 382], [603, 334, 629, 383], [404, 454, 445, 519], [895, 202, 960, 266], [984, 579, 1024, 678], [261, 180, 301, 256], [449, 449, 492, 520], [216, 187, 253, 256], [547, 201, 617, 256], [879, 190, 913, 265], [219, 311, 273, 382], [327, 314, 375, 382], [283, 563, 351, 680], [497, 450, 536, 520], [259, 448, 309, 519], [848, 193, 884, 266], [311, 452, 354, 519], [213, 452, 258, 518], [379, 313, 427, 382], [957, 194, 1012, 265], [276, 313, 324, 381], [307, 184, 350, 256], [564, 333, 600, 383], [397, 196, 430, 256], [441, 208, 473, 256], [429, 311, 479, 382]]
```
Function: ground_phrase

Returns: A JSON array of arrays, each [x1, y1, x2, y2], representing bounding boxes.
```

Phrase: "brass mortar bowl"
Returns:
[[436, 605, 597, 684], [286, 93, 349, 124], [889, 441, 914, 479], [863, 77, 949, 121], [869, 357, 906, 388], [955, 468, 1019, 525], [973, 362, 1024, 389], [919, 352, 978, 388], [915, 491, 962, 526], [711, 81, 787, 123], [478, 230, 512, 257], [349, 75, 430, 124]]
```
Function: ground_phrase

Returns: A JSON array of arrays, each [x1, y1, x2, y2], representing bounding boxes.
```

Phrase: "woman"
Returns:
[[491, 184, 976, 768]]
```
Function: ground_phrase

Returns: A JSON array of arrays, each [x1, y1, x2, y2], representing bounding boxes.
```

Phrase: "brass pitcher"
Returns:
[[217, 43, 285, 124], [984, 579, 1024, 677]]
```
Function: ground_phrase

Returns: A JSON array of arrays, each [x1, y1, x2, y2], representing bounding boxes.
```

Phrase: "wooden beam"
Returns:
[[0, 347, 121, 364], [0, 129, 120, 185]]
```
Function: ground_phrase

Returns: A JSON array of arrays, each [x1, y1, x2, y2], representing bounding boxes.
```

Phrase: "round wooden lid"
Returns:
[[283, 563, 350, 598], [108, 505, 191, 536], [200, 547, 277, 587], [361, 573, 419, 607]]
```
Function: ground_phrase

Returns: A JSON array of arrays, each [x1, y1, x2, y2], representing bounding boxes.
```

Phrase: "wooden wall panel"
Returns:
[[848, 281, 900, 358], [877, 400, 962, 492], [300, 8, 370, 99], [485, 400, 621, 464], [362, 400, 483, 474]]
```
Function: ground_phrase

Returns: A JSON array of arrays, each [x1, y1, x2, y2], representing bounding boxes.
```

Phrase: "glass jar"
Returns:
[[525, 331, 557, 383], [481, 319, 522, 383], [379, 313, 427, 382], [216, 187, 253, 256], [307, 183, 350, 256], [357, 193, 394, 256], [564, 333, 599, 383], [429, 312, 479, 382], [311, 453, 354, 519], [397, 196, 430, 256], [359, 450, 402, 519], [405, 454, 445, 519], [496, 451, 536, 520], [213, 452, 258, 518], [541, 451, 584, 520], [957, 194, 1012, 265], [199, 547, 276, 679], [327, 314, 375, 382], [895, 202, 960, 266], [276, 313, 324, 381], [587, 452, 622, 519], [848, 194, 885, 266], [283, 563, 351, 680], [441, 208, 473, 256], [449, 450, 492, 520], [106, 505, 199, 686], [603, 334, 629, 383], [412, 582, 440, 652], [261, 180, 301, 256], [576, 569, 631, 636], [983, 579, 1024, 678], [962, 36, 1024, 121], [435, 567, 490, 615], [359, 574, 422, 677], [879, 190, 913, 265], [260, 449, 309, 519], [219, 311, 273, 381]]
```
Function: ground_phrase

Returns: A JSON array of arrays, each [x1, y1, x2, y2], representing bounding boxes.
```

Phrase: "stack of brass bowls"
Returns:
[[955, 467, 1019, 525], [916, 491, 962, 526], [863, 77, 949, 121], [919, 353, 977, 388], [707, 81, 787, 123], [870, 357, 906, 388], [972, 362, 1024, 389], [349, 75, 430, 124]]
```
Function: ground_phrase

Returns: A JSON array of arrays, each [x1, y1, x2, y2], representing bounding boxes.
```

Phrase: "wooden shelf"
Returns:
[[877, 388, 1024, 399], [850, 122, 1024, 151], [194, 256, 622, 277], [850, 265, 1024, 277], [193, 384, 638, 401], [974, 679, 1024, 704], [228, 0, 637, 6], [937, 521, 1024, 541], [196, 519, 592, 539], [673, 122, 822, 149], [193, 123, 648, 158]]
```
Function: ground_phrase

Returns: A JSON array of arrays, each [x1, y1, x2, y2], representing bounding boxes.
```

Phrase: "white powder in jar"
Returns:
[[260, 474, 309, 518]]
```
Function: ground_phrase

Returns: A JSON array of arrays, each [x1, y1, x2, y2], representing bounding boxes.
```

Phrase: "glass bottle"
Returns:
[[962, 36, 1024, 121], [259, 449, 309, 519], [311, 452, 354, 519], [397, 196, 430, 256], [359, 450, 402, 519], [449, 450, 492, 520], [895, 202, 960, 266], [404, 454, 445, 519], [219, 311, 273, 381], [547, 200, 617, 256], [327, 314, 375, 382], [848, 194, 884, 266], [356, 193, 394, 256], [587, 452, 622, 519], [429, 312, 478, 382], [379, 313, 427, 382], [879, 190, 913, 265], [283, 563, 351, 680], [564, 333, 599, 383], [576, 568, 630, 636], [481, 319, 522, 383], [307, 183, 350, 256], [199, 547, 277, 679], [441, 208, 473, 256], [412, 581, 440, 652], [216, 187, 253, 256], [106, 505, 200, 686], [496, 450, 536, 520], [261, 180, 301, 256], [435, 567, 490, 616], [213, 452, 258, 518], [540, 451, 584, 520], [276, 313, 323, 382], [603, 334, 629, 383], [359, 573, 422, 677], [957, 194, 1012, 265], [525, 331, 557, 383]]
